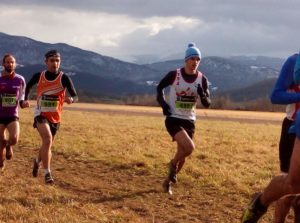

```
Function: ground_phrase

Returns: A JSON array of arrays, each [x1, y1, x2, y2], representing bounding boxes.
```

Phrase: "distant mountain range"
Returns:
[[0, 32, 285, 102], [145, 56, 283, 96], [218, 78, 277, 102]]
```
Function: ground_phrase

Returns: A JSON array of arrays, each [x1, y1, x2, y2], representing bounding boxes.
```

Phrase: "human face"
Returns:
[[45, 56, 61, 73], [185, 57, 200, 74], [2, 56, 16, 74]]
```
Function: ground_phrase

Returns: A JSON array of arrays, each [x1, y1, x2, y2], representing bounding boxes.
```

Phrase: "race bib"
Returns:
[[40, 95, 59, 112], [175, 96, 196, 110], [2, 94, 17, 107]]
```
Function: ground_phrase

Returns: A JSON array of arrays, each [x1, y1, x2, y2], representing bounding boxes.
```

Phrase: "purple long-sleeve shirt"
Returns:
[[0, 73, 25, 118]]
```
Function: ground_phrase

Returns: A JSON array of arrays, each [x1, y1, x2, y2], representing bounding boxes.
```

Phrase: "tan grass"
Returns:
[[67, 102, 285, 120], [0, 104, 292, 222]]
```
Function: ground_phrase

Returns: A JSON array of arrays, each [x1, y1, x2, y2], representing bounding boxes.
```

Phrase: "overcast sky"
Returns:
[[0, 0, 299, 63]]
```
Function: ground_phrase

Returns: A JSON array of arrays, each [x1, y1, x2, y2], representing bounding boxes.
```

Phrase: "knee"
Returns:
[[42, 135, 53, 148], [9, 135, 18, 146], [184, 142, 195, 156]]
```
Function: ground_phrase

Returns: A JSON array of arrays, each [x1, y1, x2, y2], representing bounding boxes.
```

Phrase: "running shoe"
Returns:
[[45, 172, 54, 184], [162, 179, 173, 195], [32, 159, 39, 177], [168, 161, 177, 183], [5, 144, 12, 160], [241, 193, 267, 223]]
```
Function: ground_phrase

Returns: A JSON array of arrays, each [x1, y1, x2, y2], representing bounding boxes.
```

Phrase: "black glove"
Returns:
[[200, 97, 211, 108], [162, 103, 171, 116], [197, 84, 211, 108], [19, 100, 25, 109]]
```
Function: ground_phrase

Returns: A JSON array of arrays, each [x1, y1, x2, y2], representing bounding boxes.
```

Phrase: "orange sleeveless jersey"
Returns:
[[36, 71, 66, 123]]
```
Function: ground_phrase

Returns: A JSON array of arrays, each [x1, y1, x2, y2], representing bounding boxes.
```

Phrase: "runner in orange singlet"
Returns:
[[22, 50, 78, 184]]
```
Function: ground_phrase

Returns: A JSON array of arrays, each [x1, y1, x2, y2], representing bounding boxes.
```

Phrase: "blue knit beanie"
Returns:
[[185, 42, 201, 61]]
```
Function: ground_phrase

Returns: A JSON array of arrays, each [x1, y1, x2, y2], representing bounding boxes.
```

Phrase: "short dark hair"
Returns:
[[2, 54, 15, 63], [45, 50, 60, 59]]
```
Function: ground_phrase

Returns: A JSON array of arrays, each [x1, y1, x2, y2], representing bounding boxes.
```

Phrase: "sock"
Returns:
[[44, 169, 51, 175]]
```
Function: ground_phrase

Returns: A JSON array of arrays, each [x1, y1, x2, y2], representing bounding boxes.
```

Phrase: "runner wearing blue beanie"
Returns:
[[185, 42, 201, 61], [157, 42, 210, 195]]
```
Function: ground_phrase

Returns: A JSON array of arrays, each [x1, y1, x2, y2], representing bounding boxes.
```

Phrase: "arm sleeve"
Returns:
[[18, 76, 26, 107], [199, 75, 211, 108], [24, 73, 40, 100], [270, 55, 300, 104], [18, 77, 26, 101], [202, 75, 210, 97], [62, 74, 78, 102], [294, 53, 300, 84], [156, 71, 175, 107]]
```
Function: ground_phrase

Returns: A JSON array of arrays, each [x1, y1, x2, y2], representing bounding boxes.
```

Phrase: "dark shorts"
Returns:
[[165, 116, 195, 140], [0, 116, 19, 126], [279, 117, 295, 172], [33, 115, 60, 137]]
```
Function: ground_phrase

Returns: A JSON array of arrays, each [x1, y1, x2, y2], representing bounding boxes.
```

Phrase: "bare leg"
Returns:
[[0, 125, 6, 167], [177, 158, 186, 174], [36, 122, 53, 171], [5, 121, 20, 160], [293, 195, 300, 223], [261, 138, 300, 207], [172, 130, 195, 166], [163, 130, 195, 193], [6, 121, 19, 147], [168, 130, 194, 183], [274, 194, 294, 223], [170, 130, 194, 179]]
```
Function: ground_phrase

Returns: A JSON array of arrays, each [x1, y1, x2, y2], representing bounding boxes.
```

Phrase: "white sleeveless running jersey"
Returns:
[[168, 69, 203, 121]]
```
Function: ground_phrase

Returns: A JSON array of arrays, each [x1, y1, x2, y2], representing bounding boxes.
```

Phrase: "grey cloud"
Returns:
[[2, 1, 300, 34], [112, 14, 299, 61], [1, 0, 300, 61], [1, 0, 299, 19]]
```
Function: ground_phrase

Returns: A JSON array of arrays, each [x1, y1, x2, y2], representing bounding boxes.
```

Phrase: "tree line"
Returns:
[[77, 92, 285, 112]]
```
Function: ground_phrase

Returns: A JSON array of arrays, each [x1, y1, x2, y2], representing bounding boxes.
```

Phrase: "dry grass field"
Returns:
[[0, 103, 293, 222]]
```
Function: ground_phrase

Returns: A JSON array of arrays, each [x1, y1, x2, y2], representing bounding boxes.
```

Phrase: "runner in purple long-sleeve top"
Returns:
[[0, 54, 26, 170]]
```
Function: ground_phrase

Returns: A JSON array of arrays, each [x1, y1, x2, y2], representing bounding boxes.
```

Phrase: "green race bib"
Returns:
[[40, 95, 59, 112], [175, 95, 196, 110], [2, 94, 17, 107], [175, 101, 194, 109]]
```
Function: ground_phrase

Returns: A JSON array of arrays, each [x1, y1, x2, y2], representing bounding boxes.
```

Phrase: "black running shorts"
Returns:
[[279, 117, 295, 172], [33, 115, 60, 137], [165, 116, 195, 140], [0, 116, 19, 126]]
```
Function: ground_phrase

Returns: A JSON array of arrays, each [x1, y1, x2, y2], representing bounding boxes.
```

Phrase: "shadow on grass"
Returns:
[[55, 180, 160, 203], [53, 158, 162, 204]]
